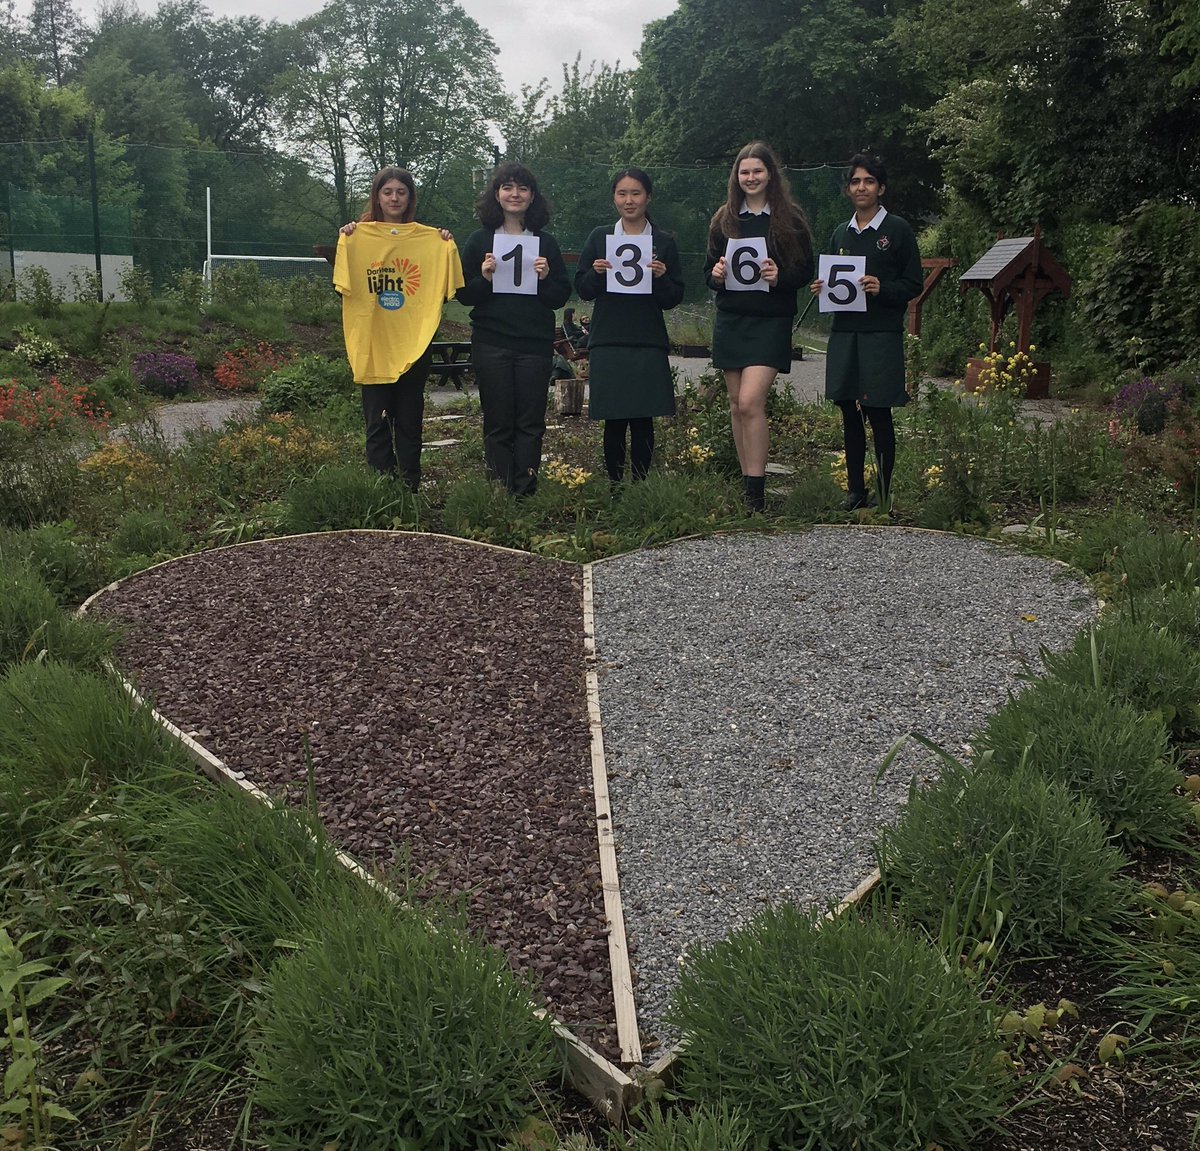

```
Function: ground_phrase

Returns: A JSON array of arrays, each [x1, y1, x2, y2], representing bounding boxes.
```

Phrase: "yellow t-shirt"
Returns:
[[333, 222, 465, 385]]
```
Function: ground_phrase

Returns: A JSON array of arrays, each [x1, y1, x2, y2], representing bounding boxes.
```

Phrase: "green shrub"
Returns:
[[0, 425, 81, 529], [876, 763, 1130, 955], [10, 520, 110, 605], [1043, 620, 1200, 737], [112, 507, 186, 561], [615, 1104, 756, 1151], [1110, 529, 1200, 594], [261, 355, 354, 414], [977, 679, 1190, 849], [669, 904, 1008, 1151], [252, 889, 559, 1151], [779, 469, 842, 520], [280, 464, 422, 533], [1059, 505, 1155, 577], [0, 554, 115, 669], [1132, 586, 1200, 648]]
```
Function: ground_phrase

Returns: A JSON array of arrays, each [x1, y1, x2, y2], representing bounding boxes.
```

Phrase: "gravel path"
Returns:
[[91, 527, 1095, 1064], [591, 528, 1096, 1049]]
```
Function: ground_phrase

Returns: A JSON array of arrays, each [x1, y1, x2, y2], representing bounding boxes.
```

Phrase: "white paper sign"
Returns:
[[818, 254, 867, 312], [491, 233, 539, 295], [605, 233, 653, 295], [723, 237, 769, 292]]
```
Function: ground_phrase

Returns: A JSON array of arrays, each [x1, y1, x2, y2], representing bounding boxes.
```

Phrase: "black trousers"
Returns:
[[603, 417, 654, 483], [360, 348, 432, 489], [473, 340, 551, 496], [838, 401, 896, 497]]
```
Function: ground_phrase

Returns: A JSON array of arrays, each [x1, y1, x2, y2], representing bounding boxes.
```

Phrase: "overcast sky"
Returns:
[[24, 0, 680, 97]]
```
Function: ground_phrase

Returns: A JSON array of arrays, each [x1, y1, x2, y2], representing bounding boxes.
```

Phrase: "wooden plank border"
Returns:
[[582, 563, 641, 1064]]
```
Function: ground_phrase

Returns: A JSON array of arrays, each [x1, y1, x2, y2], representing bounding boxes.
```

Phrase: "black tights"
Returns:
[[603, 417, 654, 482], [838, 401, 896, 498]]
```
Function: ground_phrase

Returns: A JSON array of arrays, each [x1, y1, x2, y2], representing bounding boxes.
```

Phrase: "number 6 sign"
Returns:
[[491, 233, 539, 295], [723, 237, 769, 292], [605, 233, 652, 295], [817, 254, 867, 313]]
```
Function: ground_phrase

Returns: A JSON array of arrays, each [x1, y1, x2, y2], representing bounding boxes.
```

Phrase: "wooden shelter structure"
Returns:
[[958, 229, 1071, 354]]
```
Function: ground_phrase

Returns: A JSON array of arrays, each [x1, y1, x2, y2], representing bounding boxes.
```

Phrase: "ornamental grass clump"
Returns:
[[606, 471, 741, 543], [1131, 586, 1200, 648], [0, 660, 180, 851], [977, 678, 1191, 850], [280, 463, 421, 532], [252, 889, 559, 1151], [1109, 529, 1200, 594], [0, 553, 115, 670], [668, 904, 1009, 1151], [876, 763, 1130, 957], [1042, 619, 1200, 737], [616, 1103, 757, 1151]]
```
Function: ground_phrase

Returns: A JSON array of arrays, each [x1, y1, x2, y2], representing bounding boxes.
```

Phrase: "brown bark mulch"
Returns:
[[92, 532, 618, 1058]]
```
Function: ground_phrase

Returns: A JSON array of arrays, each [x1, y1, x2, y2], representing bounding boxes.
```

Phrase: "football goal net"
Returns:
[[201, 253, 331, 284]]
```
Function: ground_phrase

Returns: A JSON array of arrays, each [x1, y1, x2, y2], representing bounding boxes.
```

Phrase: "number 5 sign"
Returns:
[[491, 233, 539, 295], [723, 238, 769, 292], [817, 254, 867, 313], [605, 233, 652, 295]]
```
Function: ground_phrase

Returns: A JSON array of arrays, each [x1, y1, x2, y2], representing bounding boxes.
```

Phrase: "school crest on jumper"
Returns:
[[876, 235, 891, 251], [367, 257, 422, 310]]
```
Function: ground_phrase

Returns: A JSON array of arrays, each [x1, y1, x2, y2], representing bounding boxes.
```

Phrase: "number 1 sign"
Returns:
[[723, 237, 769, 292], [492, 233, 538, 295], [817, 254, 867, 313], [605, 234, 652, 295]]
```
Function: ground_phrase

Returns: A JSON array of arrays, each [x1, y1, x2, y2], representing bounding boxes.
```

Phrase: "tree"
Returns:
[[497, 80, 549, 162], [626, 0, 940, 217], [151, 0, 294, 150], [537, 56, 631, 161], [27, 0, 87, 85]]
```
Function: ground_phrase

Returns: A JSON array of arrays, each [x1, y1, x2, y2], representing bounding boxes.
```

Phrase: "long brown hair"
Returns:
[[708, 142, 811, 270], [360, 166, 417, 223]]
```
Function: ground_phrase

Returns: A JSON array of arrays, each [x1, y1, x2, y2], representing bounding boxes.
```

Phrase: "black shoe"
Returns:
[[841, 490, 877, 511]]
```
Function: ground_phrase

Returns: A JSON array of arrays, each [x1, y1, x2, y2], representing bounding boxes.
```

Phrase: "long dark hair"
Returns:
[[708, 141, 812, 271], [475, 161, 551, 233], [360, 166, 417, 223]]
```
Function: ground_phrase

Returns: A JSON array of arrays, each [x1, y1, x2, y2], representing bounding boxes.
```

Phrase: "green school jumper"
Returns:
[[824, 211, 922, 407]]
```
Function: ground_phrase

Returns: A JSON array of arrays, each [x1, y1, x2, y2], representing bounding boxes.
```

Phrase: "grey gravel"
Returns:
[[590, 526, 1097, 1051]]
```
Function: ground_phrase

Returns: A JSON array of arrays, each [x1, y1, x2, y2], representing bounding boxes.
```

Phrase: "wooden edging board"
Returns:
[[79, 533, 643, 1124]]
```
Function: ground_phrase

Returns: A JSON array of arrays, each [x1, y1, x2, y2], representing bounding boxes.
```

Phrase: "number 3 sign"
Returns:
[[491, 233, 539, 295], [605, 234, 652, 295], [723, 238, 769, 292], [817, 254, 867, 313]]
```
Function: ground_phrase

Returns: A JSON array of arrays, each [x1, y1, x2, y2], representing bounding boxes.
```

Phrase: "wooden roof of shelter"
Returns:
[[958, 230, 1071, 355]]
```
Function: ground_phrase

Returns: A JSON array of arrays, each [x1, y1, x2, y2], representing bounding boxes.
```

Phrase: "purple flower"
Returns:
[[132, 352, 200, 398]]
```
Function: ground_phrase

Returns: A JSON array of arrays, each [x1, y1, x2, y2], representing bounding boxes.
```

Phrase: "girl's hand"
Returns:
[[761, 257, 779, 286], [710, 257, 726, 285], [481, 253, 496, 282], [339, 221, 357, 236], [534, 256, 549, 280], [809, 278, 824, 295], [649, 258, 666, 279], [439, 228, 454, 242], [593, 258, 612, 274], [860, 274, 880, 295]]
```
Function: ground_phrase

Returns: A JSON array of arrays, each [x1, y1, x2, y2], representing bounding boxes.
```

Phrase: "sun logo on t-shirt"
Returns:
[[367, 257, 422, 310]]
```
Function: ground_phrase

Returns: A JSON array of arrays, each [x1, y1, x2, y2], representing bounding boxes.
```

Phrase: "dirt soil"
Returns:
[[92, 532, 619, 1059]]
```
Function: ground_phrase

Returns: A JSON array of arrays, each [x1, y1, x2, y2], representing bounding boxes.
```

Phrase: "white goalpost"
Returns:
[[202, 187, 330, 284]]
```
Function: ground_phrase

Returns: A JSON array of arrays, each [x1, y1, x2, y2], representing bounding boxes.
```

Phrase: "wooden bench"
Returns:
[[428, 341, 473, 388]]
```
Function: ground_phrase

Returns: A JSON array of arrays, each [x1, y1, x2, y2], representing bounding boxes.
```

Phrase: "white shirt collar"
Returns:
[[740, 201, 771, 216], [614, 218, 652, 237], [848, 206, 888, 234]]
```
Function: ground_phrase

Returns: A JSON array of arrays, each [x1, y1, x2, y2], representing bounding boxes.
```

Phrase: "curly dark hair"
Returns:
[[475, 162, 551, 233]]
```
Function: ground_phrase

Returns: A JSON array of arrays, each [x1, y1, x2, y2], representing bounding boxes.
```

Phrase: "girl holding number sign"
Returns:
[[575, 167, 685, 486], [810, 154, 922, 511], [456, 163, 571, 496], [705, 142, 814, 512]]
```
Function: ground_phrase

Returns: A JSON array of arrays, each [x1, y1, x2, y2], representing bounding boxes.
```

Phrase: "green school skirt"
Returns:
[[586, 346, 676, 420], [825, 330, 908, 407], [712, 312, 793, 372]]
